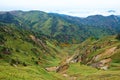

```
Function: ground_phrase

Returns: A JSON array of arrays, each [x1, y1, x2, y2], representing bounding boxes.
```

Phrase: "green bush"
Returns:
[[116, 34, 120, 40], [0, 34, 5, 44]]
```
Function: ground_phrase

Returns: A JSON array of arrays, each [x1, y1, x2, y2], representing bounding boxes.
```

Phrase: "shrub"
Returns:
[[0, 34, 5, 44], [116, 33, 120, 40], [2, 47, 11, 54], [10, 59, 20, 65], [23, 62, 27, 66], [15, 49, 20, 52]]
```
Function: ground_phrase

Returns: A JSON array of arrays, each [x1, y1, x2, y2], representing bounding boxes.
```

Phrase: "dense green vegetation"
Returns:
[[0, 11, 120, 43], [0, 11, 120, 80]]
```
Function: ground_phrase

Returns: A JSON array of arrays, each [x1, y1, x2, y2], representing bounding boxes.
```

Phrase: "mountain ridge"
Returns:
[[0, 10, 120, 43]]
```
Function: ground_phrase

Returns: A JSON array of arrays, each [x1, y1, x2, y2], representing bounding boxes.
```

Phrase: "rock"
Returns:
[[63, 74, 69, 77], [45, 66, 58, 72], [12, 64, 17, 67], [94, 47, 116, 62], [91, 58, 112, 70], [56, 64, 69, 73]]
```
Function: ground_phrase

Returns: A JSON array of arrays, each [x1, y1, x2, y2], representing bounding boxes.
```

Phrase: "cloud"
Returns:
[[0, 0, 120, 17], [52, 9, 120, 17], [108, 10, 116, 13]]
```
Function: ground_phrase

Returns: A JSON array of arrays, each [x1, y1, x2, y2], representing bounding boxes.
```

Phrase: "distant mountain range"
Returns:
[[0, 10, 120, 43]]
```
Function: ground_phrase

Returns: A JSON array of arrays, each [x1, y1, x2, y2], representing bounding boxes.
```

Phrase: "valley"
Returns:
[[0, 11, 120, 80]]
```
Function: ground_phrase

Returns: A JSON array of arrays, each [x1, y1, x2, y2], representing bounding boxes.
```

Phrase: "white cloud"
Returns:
[[0, 0, 120, 17], [53, 10, 120, 17]]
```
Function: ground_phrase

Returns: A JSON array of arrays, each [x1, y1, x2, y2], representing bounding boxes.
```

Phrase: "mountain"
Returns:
[[0, 11, 120, 43], [0, 10, 120, 80]]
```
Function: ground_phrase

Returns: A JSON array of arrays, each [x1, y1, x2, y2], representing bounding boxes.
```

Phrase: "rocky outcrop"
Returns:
[[56, 50, 80, 73], [45, 50, 80, 73], [29, 35, 48, 52], [94, 47, 117, 62], [56, 64, 69, 73], [45, 46, 118, 73], [86, 47, 117, 70], [91, 58, 112, 70]]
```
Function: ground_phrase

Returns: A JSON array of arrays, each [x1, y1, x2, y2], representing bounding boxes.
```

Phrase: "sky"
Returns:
[[0, 0, 120, 17]]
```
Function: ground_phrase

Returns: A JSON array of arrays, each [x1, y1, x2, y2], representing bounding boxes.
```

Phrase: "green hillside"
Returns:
[[0, 25, 65, 80], [1, 11, 120, 43], [0, 11, 120, 80]]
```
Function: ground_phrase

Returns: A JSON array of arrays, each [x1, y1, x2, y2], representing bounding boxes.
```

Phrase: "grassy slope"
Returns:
[[60, 36, 120, 80], [10, 11, 120, 43], [0, 25, 120, 80], [0, 26, 65, 80], [66, 63, 120, 80]]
